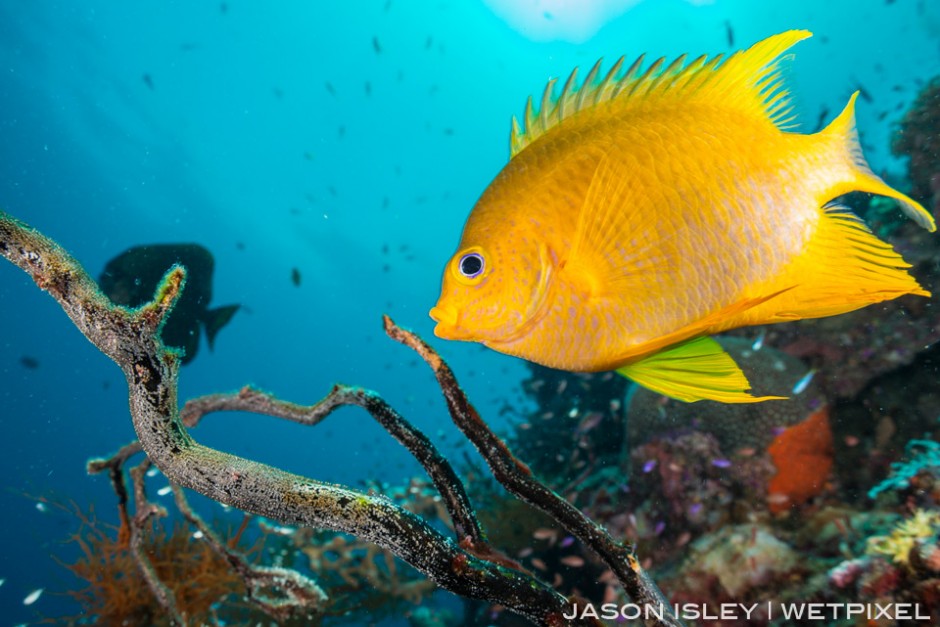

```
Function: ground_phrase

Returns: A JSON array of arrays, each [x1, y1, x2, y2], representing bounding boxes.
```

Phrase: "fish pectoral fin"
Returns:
[[616, 336, 787, 404], [203, 304, 240, 350], [567, 155, 664, 296]]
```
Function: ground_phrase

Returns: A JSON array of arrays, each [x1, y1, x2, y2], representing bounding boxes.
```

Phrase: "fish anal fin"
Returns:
[[617, 336, 786, 404], [203, 304, 239, 350]]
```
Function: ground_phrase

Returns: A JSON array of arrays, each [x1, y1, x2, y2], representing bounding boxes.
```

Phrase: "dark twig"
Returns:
[[0, 210, 602, 625], [126, 458, 183, 626], [178, 384, 487, 548], [171, 484, 328, 621], [385, 315, 683, 627]]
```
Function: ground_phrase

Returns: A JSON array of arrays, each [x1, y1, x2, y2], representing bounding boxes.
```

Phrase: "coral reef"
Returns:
[[893, 76, 940, 217], [869, 439, 940, 499], [59, 504, 248, 625]]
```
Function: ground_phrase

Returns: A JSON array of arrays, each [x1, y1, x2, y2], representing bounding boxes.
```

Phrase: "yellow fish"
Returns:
[[429, 31, 934, 403]]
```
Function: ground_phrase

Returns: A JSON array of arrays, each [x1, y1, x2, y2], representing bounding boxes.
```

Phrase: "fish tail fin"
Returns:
[[616, 336, 787, 404], [820, 92, 935, 231], [203, 304, 239, 350]]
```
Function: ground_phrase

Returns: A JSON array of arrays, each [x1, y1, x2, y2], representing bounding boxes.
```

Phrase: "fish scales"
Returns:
[[431, 31, 934, 403]]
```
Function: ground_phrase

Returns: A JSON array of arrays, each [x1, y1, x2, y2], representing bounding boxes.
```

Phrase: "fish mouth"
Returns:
[[429, 304, 472, 340]]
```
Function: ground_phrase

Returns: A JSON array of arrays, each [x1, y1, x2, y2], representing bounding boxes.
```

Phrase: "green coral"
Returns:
[[868, 439, 940, 499], [866, 509, 940, 566]]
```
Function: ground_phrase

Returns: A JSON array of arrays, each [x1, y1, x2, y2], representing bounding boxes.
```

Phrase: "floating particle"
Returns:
[[23, 588, 43, 605], [642, 460, 657, 473], [751, 330, 766, 351], [530, 558, 547, 571], [35, 502, 48, 513], [711, 458, 732, 468], [560, 555, 585, 567], [146, 467, 159, 477], [559, 536, 575, 548], [192, 530, 204, 539], [157, 485, 172, 497]]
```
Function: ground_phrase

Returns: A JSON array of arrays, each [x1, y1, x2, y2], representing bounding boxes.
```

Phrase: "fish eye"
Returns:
[[458, 252, 484, 278]]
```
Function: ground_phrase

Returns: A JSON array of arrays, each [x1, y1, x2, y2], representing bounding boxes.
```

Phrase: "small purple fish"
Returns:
[[711, 458, 732, 468], [689, 502, 703, 516], [642, 460, 657, 473], [654, 521, 666, 535], [560, 536, 575, 548]]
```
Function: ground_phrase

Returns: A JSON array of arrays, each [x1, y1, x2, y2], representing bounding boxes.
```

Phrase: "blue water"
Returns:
[[0, 1, 937, 624]]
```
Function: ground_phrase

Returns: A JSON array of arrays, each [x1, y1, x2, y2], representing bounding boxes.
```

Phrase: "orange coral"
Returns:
[[767, 406, 834, 514], [60, 505, 248, 625]]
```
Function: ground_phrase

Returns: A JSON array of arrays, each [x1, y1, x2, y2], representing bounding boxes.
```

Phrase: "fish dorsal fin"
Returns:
[[617, 336, 787, 403], [509, 30, 811, 157]]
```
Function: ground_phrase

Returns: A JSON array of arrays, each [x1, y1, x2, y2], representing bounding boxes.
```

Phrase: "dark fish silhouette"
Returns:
[[99, 244, 239, 365]]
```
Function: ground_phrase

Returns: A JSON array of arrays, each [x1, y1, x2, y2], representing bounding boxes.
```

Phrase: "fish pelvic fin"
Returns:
[[821, 91, 935, 231], [509, 30, 810, 157], [203, 304, 239, 350], [616, 336, 787, 404]]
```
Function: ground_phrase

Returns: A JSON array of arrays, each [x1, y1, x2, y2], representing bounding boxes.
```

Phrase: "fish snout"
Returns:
[[429, 303, 464, 339]]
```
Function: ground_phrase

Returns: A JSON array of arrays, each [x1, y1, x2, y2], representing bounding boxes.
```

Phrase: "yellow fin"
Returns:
[[616, 336, 786, 404], [566, 155, 669, 295], [751, 205, 930, 322], [510, 30, 811, 157], [821, 92, 936, 231]]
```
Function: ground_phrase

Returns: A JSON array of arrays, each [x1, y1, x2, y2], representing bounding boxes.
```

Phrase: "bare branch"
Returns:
[[1, 210, 609, 625], [384, 315, 682, 626]]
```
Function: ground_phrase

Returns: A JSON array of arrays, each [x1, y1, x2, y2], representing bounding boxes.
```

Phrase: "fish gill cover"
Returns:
[[0, 1, 939, 626]]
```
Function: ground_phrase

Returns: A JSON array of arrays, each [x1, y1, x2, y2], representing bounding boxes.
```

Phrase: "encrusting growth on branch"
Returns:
[[0, 210, 682, 627]]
